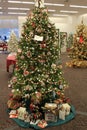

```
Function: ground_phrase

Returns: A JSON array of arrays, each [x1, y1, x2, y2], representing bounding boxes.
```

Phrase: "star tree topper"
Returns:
[[35, 0, 44, 8]]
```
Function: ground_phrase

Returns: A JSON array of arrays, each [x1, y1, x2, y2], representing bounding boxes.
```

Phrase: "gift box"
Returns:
[[45, 103, 57, 110], [62, 103, 71, 115], [45, 111, 57, 122], [9, 110, 18, 118], [44, 103, 58, 122], [59, 103, 71, 120], [38, 120, 48, 128], [59, 109, 66, 120], [17, 107, 27, 120]]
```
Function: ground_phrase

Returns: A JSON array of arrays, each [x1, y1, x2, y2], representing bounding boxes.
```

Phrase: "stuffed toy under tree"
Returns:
[[7, 0, 75, 128], [67, 20, 87, 68]]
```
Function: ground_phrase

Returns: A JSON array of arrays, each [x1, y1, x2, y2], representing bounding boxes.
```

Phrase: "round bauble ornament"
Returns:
[[40, 43, 46, 48], [77, 37, 80, 41]]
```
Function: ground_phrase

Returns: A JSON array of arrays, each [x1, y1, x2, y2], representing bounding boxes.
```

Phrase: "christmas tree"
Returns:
[[8, 30, 18, 53], [67, 20, 87, 68], [7, 0, 75, 128], [67, 33, 73, 50]]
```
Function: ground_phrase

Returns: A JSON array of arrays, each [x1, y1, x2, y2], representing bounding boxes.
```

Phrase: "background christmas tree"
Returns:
[[67, 33, 73, 50], [7, 1, 70, 122], [7, 30, 18, 53], [67, 21, 87, 67]]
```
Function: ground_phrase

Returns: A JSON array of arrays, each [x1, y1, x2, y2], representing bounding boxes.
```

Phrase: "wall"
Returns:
[[1, 14, 87, 36], [18, 16, 27, 37], [0, 16, 18, 28], [0, 14, 86, 50], [18, 14, 87, 35]]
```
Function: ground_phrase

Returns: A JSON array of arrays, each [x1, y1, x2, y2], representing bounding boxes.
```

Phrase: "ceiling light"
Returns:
[[0, 7, 2, 9], [8, 0, 21, 3], [8, 0, 34, 4], [45, 3, 64, 6], [53, 14, 68, 17], [8, 12, 27, 15], [22, 2, 34, 4], [70, 5, 87, 8], [60, 10, 78, 13], [8, 1, 64, 6], [48, 9, 55, 12], [8, 7, 30, 10]]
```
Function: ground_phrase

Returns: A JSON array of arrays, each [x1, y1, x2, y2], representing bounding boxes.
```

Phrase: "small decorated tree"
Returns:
[[67, 33, 73, 50], [67, 20, 87, 68], [8, 30, 18, 53], [7, 0, 75, 128]]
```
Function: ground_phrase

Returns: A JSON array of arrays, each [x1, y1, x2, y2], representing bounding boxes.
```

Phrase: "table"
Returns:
[[6, 54, 16, 72]]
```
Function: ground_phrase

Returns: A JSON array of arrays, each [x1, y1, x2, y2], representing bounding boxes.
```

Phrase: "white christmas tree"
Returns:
[[8, 30, 18, 53]]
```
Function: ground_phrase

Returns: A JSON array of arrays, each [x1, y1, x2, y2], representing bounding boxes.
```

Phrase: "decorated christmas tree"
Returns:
[[7, 0, 75, 128], [67, 33, 73, 50], [8, 30, 18, 53], [66, 20, 87, 67]]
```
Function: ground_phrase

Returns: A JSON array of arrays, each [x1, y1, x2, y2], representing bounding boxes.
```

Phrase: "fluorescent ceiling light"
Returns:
[[60, 10, 78, 13], [8, 0, 34, 4], [70, 5, 87, 8], [22, 2, 34, 4], [45, 3, 64, 6], [8, 1, 64, 6], [53, 14, 68, 17], [8, 0, 21, 3], [8, 7, 30, 10], [8, 12, 27, 15], [48, 9, 55, 12]]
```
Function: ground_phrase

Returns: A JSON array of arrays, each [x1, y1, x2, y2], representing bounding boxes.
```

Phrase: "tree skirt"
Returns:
[[8, 105, 76, 129]]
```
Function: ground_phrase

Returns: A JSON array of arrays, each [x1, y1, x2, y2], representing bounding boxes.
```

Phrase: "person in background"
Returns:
[[0, 36, 3, 43], [3, 36, 7, 42]]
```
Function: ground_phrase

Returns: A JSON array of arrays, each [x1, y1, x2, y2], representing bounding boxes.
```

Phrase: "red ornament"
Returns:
[[23, 70, 29, 76], [32, 22, 35, 28], [30, 103, 35, 111], [40, 43, 46, 48], [79, 35, 84, 43]]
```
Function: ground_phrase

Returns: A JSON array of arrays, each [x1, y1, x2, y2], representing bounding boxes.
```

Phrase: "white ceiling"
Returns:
[[0, 0, 87, 17]]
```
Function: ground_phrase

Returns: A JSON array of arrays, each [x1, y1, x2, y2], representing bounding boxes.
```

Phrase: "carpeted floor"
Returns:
[[0, 52, 87, 130]]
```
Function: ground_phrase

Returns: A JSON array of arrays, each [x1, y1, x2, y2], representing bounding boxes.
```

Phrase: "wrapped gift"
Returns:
[[38, 120, 48, 128], [45, 103, 57, 110], [17, 107, 27, 120], [44, 103, 58, 121], [62, 103, 71, 115], [9, 110, 18, 118], [45, 111, 57, 122], [59, 109, 65, 120]]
